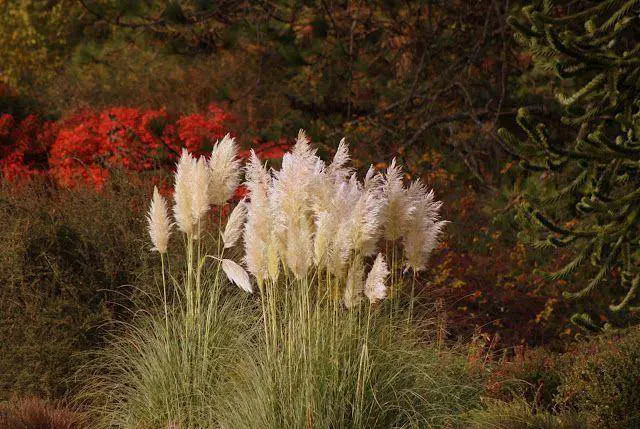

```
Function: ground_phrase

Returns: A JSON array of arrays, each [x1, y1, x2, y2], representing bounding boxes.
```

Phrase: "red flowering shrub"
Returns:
[[173, 104, 235, 154], [49, 108, 170, 188], [0, 104, 290, 189], [0, 114, 51, 181]]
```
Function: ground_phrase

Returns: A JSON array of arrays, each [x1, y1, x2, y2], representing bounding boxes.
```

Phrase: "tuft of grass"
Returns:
[[0, 396, 86, 429], [80, 136, 482, 429], [217, 296, 483, 429], [463, 399, 587, 429], [77, 273, 255, 429]]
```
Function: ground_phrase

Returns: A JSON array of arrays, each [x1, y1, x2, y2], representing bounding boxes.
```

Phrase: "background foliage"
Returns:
[[1, 0, 639, 425]]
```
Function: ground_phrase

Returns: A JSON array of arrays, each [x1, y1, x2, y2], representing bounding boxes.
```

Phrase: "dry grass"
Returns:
[[0, 397, 86, 429]]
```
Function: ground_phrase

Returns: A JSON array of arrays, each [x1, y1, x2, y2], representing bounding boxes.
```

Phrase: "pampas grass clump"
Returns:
[[81, 135, 255, 429], [83, 130, 479, 428]]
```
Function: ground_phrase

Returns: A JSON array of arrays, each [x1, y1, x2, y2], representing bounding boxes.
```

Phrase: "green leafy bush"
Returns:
[[557, 326, 640, 428]]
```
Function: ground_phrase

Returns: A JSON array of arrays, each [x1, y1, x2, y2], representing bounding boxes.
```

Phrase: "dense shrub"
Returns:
[[0, 174, 160, 399], [0, 104, 289, 188], [485, 347, 567, 411], [556, 326, 640, 428]]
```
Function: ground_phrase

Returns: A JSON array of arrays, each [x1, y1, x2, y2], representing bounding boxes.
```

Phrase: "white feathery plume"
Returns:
[[343, 261, 364, 309], [292, 129, 313, 158], [208, 133, 242, 205], [323, 178, 360, 276], [191, 156, 211, 232], [327, 175, 382, 275], [223, 199, 247, 249], [284, 220, 313, 279], [270, 130, 322, 277], [363, 165, 382, 192], [313, 211, 333, 265], [173, 149, 196, 235], [221, 259, 253, 293], [381, 158, 411, 241], [347, 182, 382, 256], [365, 253, 389, 304], [243, 151, 273, 281], [326, 138, 352, 183], [403, 180, 447, 271], [147, 186, 172, 253]]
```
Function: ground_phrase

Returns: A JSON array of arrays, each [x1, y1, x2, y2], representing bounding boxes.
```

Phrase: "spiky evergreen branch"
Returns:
[[500, 0, 640, 313]]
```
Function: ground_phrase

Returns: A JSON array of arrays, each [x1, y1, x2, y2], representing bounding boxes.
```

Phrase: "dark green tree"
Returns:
[[500, 0, 640, 320]]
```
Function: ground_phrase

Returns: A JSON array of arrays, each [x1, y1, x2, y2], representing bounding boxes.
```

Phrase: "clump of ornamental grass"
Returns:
[[217, 305, 482, 429], [83, 130, 471, 428], [79, 135, 255, 429], [215, 131, 477, 428]]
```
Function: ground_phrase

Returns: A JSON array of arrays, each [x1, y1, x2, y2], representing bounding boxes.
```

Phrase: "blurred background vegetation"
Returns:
[[1, 1, 639, 426]]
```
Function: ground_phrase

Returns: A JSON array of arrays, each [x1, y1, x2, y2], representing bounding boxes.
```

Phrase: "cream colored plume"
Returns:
[[221, 258, 253, 293], [364, 165, 384, 193], [326, 138, 352, 183], [243, 151, 273, 281], [347, 182, 382, 257], [403, 180, 447, 271], [173, 149, 196, 235], [313, 211, 333, 265], [208, 134, 242, 206], [147, 186, 172, 253], [381, 158, 412, 241], [365, 253, 389, 304], [343, 261, 364, 309], [270, 129, 323, 278], [223, 199, 247, 248], [191, 156, 211, 230]]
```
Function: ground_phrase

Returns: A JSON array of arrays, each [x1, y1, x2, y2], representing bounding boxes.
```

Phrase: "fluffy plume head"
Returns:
[[191, 156, 211, 229], [313, 211, 333, 265], [382, 158, 411, 241], [243, 151, 273, 281], [173, 149, 196, 235], [403, 181, 447, 271], [343, 261, 365, 309], [284, 220, 313, 279], [365, 253, 389, 304], [147, 186, 171, 253], [221, 258, 253, 293], [266, 235, 280, 283], [348, 184, 382, 256], [326, 138, 352, 183], [364, 165, 384, 193], [292, 129, 312, 157], [208, 134, 242, 205], [270, 130, 323, 277], [223, 199, 247, 249]]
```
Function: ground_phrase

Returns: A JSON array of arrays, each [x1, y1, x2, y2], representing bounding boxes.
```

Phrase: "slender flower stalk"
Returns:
[[147, 185, 172, 333]]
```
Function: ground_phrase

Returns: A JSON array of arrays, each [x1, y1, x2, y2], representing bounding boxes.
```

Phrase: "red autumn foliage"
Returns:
[[0, 105, 290, 189]]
